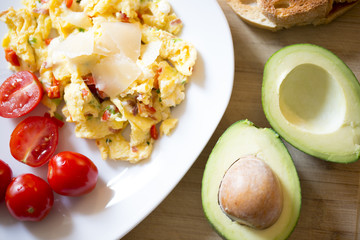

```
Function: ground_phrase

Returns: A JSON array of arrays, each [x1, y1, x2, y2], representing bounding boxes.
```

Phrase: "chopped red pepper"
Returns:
[[118, 12, 130, 23], [4, 48, 20, 67], [45, 38, 53, 45], [83, 74, 108, 100], [136, 11, 143, 21], [150, 125, 159, 140], [65, 0, 73, 8], [81, 89, 89, 98], [52, 76, 60, 86], [47, 86, 60, 99], [153, 67, 162, 89], [83, 74, 95, 85], [47, 75, 61, 98], [138, 103, 156, 115], [101, 110, 111, 121]]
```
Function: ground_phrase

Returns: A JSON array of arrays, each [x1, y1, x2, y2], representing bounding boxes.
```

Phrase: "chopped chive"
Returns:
[[28, 37, 37, 45], [79, 28, 85, 32], [106, 138, 112, 144], [105, 105, 117, 114]]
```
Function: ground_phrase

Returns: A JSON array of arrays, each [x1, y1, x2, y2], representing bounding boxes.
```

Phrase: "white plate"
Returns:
[[0, 0, 234, 239]]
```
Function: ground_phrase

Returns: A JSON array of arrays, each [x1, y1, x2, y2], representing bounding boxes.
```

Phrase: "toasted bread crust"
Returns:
[[226, 0, 359, 31], [259, 0, 333, 26]]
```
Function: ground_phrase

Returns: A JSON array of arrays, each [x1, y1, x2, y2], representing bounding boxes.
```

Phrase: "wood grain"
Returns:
[[123, 1, 360, 239]]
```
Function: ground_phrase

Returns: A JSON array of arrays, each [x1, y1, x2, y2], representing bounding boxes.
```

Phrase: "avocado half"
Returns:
[[202, 120, 301, 240], [262, 44, 360, 163]]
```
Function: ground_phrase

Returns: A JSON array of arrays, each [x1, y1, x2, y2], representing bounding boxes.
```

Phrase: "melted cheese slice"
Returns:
[[95, 22, 141, 61], [48, 30, 94, 63], [48, 21, 142, 97], [92, 53, 141, 98], [63, 11, 92, 29], [140, 41, 162, 66]]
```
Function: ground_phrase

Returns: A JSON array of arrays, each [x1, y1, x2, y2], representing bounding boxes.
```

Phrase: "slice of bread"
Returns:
[[258, 0, 333, 27], [225, 0, 279, 30], [226, 0, 359, 31]]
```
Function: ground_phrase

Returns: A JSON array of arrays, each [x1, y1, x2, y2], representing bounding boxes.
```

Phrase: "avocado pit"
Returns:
[[218, 156, 283, 229]]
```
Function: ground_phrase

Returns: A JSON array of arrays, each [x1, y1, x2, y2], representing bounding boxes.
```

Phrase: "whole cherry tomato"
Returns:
[[0, 71, 43, 118], [0, 159, 12, 201], [6, 173, 54, 221], [10, 116, 59, 167], [47, 151, 98, 196]]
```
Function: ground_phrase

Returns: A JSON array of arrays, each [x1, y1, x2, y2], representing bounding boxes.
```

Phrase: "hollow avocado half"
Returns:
[[262, 44, 360, 163], [201, 120, 301, 240]]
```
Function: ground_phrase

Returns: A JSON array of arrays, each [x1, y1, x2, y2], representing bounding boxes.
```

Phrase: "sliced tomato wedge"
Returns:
[[0, 71, 43, 118], [10, 116, 59, 167]]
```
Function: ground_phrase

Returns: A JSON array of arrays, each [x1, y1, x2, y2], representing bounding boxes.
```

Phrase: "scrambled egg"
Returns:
[[0, 0, 196, 163]]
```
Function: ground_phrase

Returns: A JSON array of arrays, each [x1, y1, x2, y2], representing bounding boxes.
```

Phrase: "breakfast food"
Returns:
[[10, 115, 60, 167], [202, 120, 301, 240], [226, 0, 359, 30], [47, 151, 98, 196], [0, 160, 12, 201], [0, 0, 197, 163], [262, 44, 360, 163], [6, 173, 54, 222]]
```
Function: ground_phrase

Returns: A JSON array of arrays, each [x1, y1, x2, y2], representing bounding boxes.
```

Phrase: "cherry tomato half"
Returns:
[[6, 173, 54, 221], [0, 159, 12, 201], [10, 116, 59, 167], [48, 151, 98, 196], [0, 71, 43, 118]]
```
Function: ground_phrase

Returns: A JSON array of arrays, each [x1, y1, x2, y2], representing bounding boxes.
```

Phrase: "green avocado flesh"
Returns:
[[201, 120, 301, 240], [262, 44, 360, 163]]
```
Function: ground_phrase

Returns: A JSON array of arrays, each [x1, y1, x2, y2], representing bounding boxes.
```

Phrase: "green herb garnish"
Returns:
[[28, 37, 37, 45]]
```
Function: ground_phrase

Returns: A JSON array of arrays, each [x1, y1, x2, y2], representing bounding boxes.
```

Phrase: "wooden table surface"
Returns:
[[123, 1, 360, 239]]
